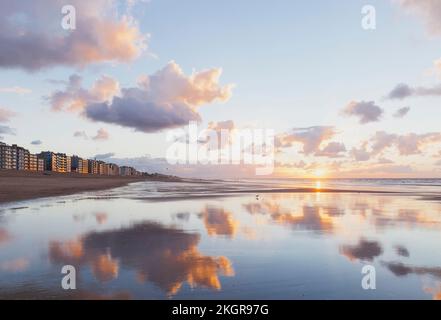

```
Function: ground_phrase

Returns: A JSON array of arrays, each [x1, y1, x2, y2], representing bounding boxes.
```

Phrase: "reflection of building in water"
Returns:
[[49, 222, 234, 296], [199, 206, 239, 237]]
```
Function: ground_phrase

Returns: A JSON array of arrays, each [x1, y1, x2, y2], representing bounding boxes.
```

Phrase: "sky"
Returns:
[[1, 0, 441, 178]]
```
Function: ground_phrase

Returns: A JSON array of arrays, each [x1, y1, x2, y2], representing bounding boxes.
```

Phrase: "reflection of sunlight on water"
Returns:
[[315, 181, 322, 201]]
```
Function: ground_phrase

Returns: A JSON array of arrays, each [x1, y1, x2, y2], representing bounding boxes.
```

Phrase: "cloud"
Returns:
[[350, 130, 441, 162], [378, 157, 394, 164], [49, 61, 233, 133], [387, 83, 413, 99], [31, 140, 42, 145], [197, 120, 236, 148], [393, 106, 411, 118], [341, 101, 383, 124], [315, 142, 346, 158], [0, 86, 31, 94], [387, 83, 441, 99], [73, 130, 88, 139], [94, 152, 115, 160], [275, 126, 337, 155], [395, 132, 441, 155], [0, 110, 16, 136], [370, 131, 398, 155], [397, 0, 441, 36], [0, 0, 147, 71], [371, 131, 441, 156], [0, 125, 15, 135], [49, 74, 119, 112], [350, 146, 371, 161], [92, 128, 109, 141], [0, 108, 16, 122]]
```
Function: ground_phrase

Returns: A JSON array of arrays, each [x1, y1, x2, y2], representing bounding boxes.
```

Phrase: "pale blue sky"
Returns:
[[1, 0, 441, 177]]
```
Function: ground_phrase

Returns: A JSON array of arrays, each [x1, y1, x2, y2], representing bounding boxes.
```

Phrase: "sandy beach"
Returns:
[[0, 170, 153, 204]]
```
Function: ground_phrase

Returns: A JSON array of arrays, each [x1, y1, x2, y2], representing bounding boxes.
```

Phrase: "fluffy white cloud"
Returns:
[[49, 74, 119, 112], [0, 0, 147, 71], [275, 126, 337, 155], [49, 61, 233, 133], [341, 101, 383, 124]]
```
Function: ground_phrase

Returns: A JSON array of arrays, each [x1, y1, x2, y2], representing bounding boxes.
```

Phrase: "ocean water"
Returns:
[[0, 179, 441, 299]]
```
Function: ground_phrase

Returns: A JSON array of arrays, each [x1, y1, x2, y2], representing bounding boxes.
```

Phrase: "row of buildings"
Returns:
[[0, 142, 141, 176]]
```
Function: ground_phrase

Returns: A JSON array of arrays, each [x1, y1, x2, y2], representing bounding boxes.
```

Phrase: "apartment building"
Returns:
[[71, 156, 89, 174], [120, 166, 140, 176], [108, 163, 119, 176], [0, 142, 16, 170], [28, 153, 38, 171], [88, 159, 99, 175], [37, 158, 44, 171], [39, 152, 71, 173], [2, 142, 142, 176], [12, 144, 29, 170], [0, 142, 43, 171]]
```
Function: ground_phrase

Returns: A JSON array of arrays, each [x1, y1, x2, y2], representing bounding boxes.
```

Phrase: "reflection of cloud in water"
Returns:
[[0, 258, 29, 272], [244, 194, 441, 234], [382, 261, 441, 279], [243, 201, 334, 232], [199, 206, 239, 237], [424, 284, 441, 300], [91, 254, 119, 282], [0, 228, 11, 246], [173, 212, 190, 222], [93, 212, 108, 225], [340, 239, 383, 262], [49, 222, 234, 296], [395, 245, 410, 257]]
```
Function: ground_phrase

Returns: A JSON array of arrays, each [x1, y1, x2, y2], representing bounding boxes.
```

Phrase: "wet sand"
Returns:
[[0, 170, 159, 204]]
